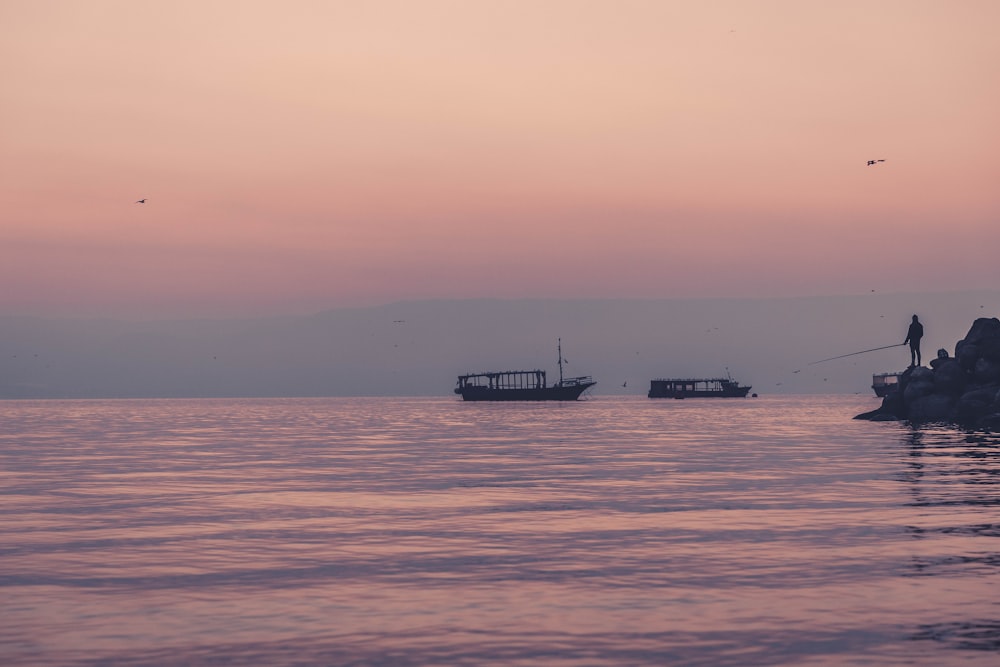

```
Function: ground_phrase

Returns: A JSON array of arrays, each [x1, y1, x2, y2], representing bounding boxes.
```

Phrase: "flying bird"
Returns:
[[135, 198, 147, 203], [866, 160, 886, 166]]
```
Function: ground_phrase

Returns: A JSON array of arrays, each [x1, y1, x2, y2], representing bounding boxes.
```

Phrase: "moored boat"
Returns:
[[648, 375, 751, 398], [455, 339, 595, 401], [871, 371, 901, 397]]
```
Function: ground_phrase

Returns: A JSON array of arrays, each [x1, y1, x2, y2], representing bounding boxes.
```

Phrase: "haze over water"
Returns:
[[3, 396, 998, 666]]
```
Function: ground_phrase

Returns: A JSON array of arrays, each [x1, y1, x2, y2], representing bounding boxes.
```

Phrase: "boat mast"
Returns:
[[558, 338, 564, 385]]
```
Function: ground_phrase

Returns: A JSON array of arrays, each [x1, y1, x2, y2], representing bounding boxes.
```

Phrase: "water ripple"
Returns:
[[2, 396, 999, 666]]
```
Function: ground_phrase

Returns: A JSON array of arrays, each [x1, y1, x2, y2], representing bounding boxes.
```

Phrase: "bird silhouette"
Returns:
[[135, 199, 146, 204], [866, 160, 886, 166]]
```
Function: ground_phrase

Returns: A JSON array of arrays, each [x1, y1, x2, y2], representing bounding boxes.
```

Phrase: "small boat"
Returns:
[[871, 371, 901, 397], [455, 339, 595, 401], [648, 375, 751, 398]]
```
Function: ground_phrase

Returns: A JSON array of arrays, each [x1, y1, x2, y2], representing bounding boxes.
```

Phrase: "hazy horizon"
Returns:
[[3, 290, 997, 399]]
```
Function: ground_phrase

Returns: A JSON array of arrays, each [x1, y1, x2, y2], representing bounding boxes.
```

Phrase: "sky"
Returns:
[[2, 1, 999, 319]]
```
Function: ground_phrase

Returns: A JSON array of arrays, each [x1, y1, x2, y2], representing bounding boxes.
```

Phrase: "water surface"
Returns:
[[1, 396, 998, 665]]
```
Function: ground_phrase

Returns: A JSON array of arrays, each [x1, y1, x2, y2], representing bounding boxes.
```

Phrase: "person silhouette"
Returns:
[[904, 314, 924, 367]]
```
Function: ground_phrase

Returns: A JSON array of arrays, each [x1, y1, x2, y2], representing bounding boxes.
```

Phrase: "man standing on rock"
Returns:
[[904, 314, 924, 367]]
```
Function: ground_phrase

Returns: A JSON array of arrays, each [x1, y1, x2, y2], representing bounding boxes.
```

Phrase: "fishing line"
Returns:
[[808, 343, 904, 365]]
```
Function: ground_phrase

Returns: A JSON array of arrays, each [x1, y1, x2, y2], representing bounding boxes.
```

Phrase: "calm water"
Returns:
[[1, 395, 998, 666]]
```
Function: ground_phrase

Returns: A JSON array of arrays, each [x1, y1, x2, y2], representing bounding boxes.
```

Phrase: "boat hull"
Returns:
[[648, 387, 751, 398], [456, 382, 595, 401]]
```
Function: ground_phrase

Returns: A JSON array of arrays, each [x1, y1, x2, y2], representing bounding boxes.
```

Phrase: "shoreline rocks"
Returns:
[[855, 317, 1000, 429]]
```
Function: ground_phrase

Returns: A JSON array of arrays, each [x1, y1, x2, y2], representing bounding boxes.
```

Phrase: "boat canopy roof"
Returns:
[[456, 369, 594, 389], [456, 370, 547, 390], [651, 377, 741, 384], [457, 370, 545, 381]]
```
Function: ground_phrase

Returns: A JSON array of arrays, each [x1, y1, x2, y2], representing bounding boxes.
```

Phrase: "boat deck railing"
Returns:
[[650, 378, 736, 391], [457, 370, 547, 390]]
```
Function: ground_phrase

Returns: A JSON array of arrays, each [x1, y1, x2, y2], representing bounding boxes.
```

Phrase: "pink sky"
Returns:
[[2, 1, 998, 318]]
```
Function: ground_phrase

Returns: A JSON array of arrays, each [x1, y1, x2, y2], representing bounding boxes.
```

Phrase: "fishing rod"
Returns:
[[808, 343, 904, 365]]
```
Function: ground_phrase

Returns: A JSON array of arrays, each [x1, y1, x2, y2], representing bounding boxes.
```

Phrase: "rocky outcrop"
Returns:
[[855, 317, 1000, 429]]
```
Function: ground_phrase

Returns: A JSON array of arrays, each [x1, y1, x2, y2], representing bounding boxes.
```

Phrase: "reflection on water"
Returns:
[[1, 396, 998, 666], [913, 622, 1000, 652], [899, 425, 1000, 655]]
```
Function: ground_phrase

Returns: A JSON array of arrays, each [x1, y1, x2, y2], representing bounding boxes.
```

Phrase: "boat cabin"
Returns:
[[456, 370, 547, 391], [648, 377, 751, 398]]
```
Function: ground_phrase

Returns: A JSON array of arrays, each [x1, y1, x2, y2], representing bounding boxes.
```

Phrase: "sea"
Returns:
[[1, 395, 998, 666]]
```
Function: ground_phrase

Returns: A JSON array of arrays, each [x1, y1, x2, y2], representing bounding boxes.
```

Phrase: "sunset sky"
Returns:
[[2, 1, 998, 319]]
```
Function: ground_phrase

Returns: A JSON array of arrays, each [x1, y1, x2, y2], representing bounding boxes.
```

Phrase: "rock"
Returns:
[[903, 378, 934, 404], [981, 337, 1000, 363], [956, 342, 980, 371], [957, 318, 1000, 370], [855, 316, 1000, 430], [977, 413, 1000, 430], [954, 388, 997, 424], [907, 394, 955, 423], [974, 358, 1000, 384], [855, 391, 904, 421], [899, 367, 933, 403], [963, 317, 1000, 345], [854, 408, 884, 420], [932, 359, 966, 395], [880, 390, 905, 418]]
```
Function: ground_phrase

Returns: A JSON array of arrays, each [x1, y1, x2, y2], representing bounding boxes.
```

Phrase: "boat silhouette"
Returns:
[[647, 375, 751, 398], [455, 339, 595, 401]]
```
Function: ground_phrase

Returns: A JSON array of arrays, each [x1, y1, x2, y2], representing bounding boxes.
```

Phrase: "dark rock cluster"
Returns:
[[855, 317, 1000, 429]]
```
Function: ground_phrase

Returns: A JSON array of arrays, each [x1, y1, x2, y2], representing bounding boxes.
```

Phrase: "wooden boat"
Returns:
[[455, 339, 595, 401]]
